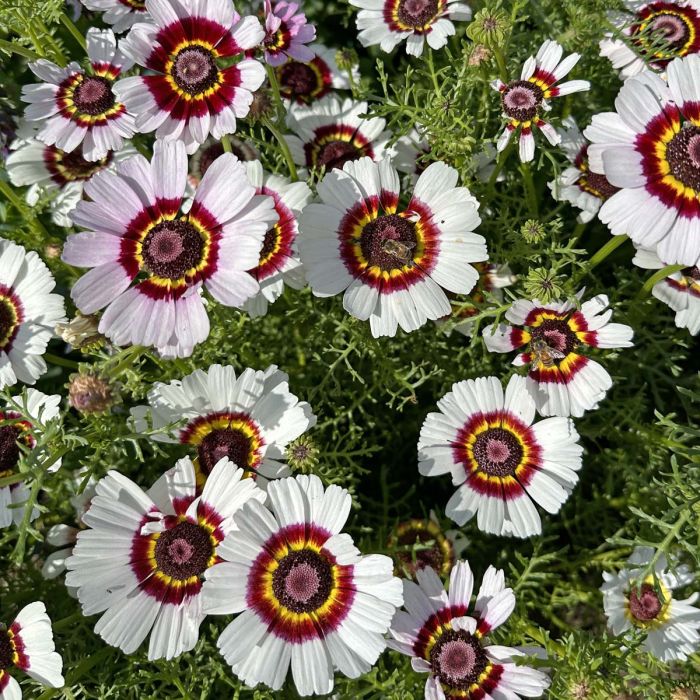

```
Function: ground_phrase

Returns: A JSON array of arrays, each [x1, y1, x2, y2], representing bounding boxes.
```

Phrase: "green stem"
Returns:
[[487, 141, 513, 192], [0, 179, 50, 237], [106, 345, 145, 378], [639, 263, 686, 296], [263, 118, 298, 183], [44, 352, 80, 370], [12, 469, 45, 563], [587, 234, 629, 272], [570, 220, 587, 246], [491, 45, 509, 84], [221, 134, 232, 153], [0, 472, 27, 488], [265, 63, 286, 122], [60, 12, 87, 51], [519, 162, 538, 217], [264, 64, 298, 182], [0, 39, 41, 61], [426, 48, 442, 97]]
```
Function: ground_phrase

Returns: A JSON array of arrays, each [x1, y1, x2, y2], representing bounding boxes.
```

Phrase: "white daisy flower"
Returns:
[[21, 28, 135, 162], [202, 474, 404, 696], [493, 40, 590, 162], [242, 161, 312, 318], [6, 138, 136, 228], [298, 157, 488, 338], [601, 546, 700, 662], [584, 55, 700, 267], [0, 602, 64, 697], [65, 457, 265, 660], [389, 560, 550, 699], [547, 117, 620, 224], [0, 390, 62, 529], [599, 0, 700, 79], [393, 126, 432, 182], [284, 96, 391, 174], [418, 375, 582, 537], [188, 136, 258, 188], [0, 239, 66, 390], [633, 246, 700, 335], [349, 0, 472, 57], [131, 364, 316, 487], [80, 0, 150, 33], [482, 293, 634, 417]]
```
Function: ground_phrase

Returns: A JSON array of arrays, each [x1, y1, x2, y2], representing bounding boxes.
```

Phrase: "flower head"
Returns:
[[284, 96, 391, 174], [263, 0, 316, 66], [0, 238, 66, 390], [419, 375, 582, 536], [584, 55, 700, 267], [62, 141, 277, 358], [299, 157, 487, 337], [0, 602, 64, 696], [68, 373, 116, 414], [242, 160, 312, 318], [116, 0, 266, 154], [188, 136, 258, 188], [482, 294, 634, 417], [601, 546, 700, 662], [0, 390, 62, 529], [389, 560, 550, 699], [493, 40, 590, 162], [21, 28, 135, 162], [65, 457, 265, 660], [387, 514, 456, 578], [350, 0, 472, 57], [600, 0, 700, 79], [132, 364, 315, 487], [203, 474, 403, 695]]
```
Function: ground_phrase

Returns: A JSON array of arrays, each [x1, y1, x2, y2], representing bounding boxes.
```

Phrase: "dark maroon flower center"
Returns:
[[472, 427, 523, 477], [0, 298, 18, 350], [634, 10, 692, 57], [683, 265, 700, 280], [141, 220, 205, 280], [629, 583, 664, 621], [196, 143, 224, 177], [153, 520, 213, 580], [578, 168, 620, 200], [393, 522, 452, 575], [73, 76, 115, 116], [316, 139, 362, 171], [272, 549, 333, 613], [430, 629, 489, 690], [666, 125, 700, 191], [501, 80, 544, 122], [530, 318, 577, 354], [0, 425, 22, 476], [0, 628, 13, 670], [360, 214, 418, 271], [198, 428, 253, 475], [171, 46, 219, 96], [259, 225, 281, 263], [279, 61, 319, 99], [398, 0, 439, 27], [51, 147, 111, 184]]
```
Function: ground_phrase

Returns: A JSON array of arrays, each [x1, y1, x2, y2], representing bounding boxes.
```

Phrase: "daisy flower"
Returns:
[[633, 246, 700, 334], [284, 96, 391, 174], [601, 546, 700, 662], [418, 375, 582, 537], [0, 238, 66, 390], [349, 0, 472, 57], [65, 457, 265, 660], [482, 294, 634, 417], [0, 390, 62, 529], [131, 364, 315, 487], [243, 160, 311, 317], [547, 117, 620, 224], [21, 28, 135, 162], [202, 474, 403, 696], [393, 127, 432, 181], [0, 602, 64, 697], [6, 138, 136, 228], [493, 40, 590, 162], [116, 0, 265, 154], [188, 136, 258, 188], [62, 140, 276, 358], [263, 0, 316, 67], [584, 55, 700, 267], [389, 561, 550, 699], [600, 0, 700, 79], [299, 157, 487, 337], [276, 44, 354, 105], [80, 0, 150, 33], [439, 262, 516, 338]]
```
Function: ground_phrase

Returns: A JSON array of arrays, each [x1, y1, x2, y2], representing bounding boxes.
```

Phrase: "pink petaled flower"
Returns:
[[61, 141, 277, 358], [115, 0, 266, 154], [20, 28, 135, 162], [263, 0, 316, 66]]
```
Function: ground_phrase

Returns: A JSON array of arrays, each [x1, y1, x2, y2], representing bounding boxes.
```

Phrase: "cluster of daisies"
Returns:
[[1, 0, 700, 696]]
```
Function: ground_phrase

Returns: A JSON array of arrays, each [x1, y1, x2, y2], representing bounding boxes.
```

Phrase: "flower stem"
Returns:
[[0, 179, 50, 238], [491, 45, 509, 84], [426, 48, 442, 97], [60, 12, 87, 51], [263, 117, 298, 183], [587, 234, 629, 272], [0, 39, 41, 61], [221, 134, 232, 153], [12, 469, 45, 564], [519, 162, 538, 217], [639, 263, 686, 296], [264, 64, 298, 182], [45, 352, 81, 370]]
